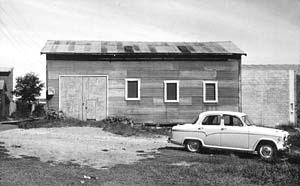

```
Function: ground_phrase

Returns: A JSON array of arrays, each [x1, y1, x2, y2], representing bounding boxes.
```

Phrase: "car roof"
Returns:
[[199, 111, 247, 117]]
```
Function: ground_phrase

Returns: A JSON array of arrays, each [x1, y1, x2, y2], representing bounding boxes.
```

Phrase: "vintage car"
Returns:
[[168, 111, 290, 160]]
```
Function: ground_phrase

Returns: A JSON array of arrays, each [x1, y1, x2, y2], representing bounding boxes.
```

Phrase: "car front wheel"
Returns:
[[185, 140, 201, 153], [258, 143, 277, 161]]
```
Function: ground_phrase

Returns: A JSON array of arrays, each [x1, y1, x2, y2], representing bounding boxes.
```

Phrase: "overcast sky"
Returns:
[[0, 0, 300, 95]]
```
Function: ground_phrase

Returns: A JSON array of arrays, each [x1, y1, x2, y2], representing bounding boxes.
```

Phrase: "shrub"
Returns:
[[11, 101, 46, 119], [104, 116, 134, 126], [275, 124, 300, 148], [46, 109, 65, 120], [13, 101, 31, 118], [32, 103, 46, 117], [18, 114, 170, 137], [288, 133, 300, 148], [276, 124, 298, 133]]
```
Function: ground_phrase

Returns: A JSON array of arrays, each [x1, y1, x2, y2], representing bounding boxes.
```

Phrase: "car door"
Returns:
[[199, 114, 222, 147], [220, 115, 249, 149]]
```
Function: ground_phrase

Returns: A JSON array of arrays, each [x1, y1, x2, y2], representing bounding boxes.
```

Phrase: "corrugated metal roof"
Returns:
[[41, 40, 246, 55]]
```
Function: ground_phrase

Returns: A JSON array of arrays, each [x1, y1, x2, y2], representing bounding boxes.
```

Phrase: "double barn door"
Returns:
[[59, 76, 107, 121]]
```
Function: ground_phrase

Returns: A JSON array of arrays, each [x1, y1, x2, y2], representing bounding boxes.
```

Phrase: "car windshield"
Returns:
[[242, 115, 255, 126]]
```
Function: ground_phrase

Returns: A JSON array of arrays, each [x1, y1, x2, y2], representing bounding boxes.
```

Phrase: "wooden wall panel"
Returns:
[[141, 88, 163, 97], [218, 80, 239, 88], [180, 80, 203, 88], [47, 58, 241, 124], [141, 80, 164, 89], [179, 97, 192, 105], [217, 71, 239, 80], [153, 98, 164, 105], [191, 96, 203, 105], [127, 70, 179, 78], [109, 88, 124, 97], [109, 80, 124, 89], [179, 61, 238, 71], [153, 62, 179, 70], [112, 61, 154, 70], [180, 88, 202, 97], [218, 97, 239, 105], [219, 87, 239, 97], [179, 71, 216, 79]]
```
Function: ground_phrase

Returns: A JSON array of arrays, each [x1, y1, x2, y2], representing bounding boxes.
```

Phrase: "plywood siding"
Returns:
[[47, 59, 240, 123]]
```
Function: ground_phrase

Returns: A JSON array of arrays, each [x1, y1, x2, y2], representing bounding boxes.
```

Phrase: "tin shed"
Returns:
[[41, 40, 246, 123]]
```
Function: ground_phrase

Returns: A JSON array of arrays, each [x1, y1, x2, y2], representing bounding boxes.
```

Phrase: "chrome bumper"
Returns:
[[279, 144, 291, 155]]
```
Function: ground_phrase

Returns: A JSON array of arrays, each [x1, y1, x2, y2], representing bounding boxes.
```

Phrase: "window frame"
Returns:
[[202, 115, 221, 126], [164, 80, 179, 102], [125, 78, 141, 101], [223, 115, 244, 127], [203, 81, 218, 103]]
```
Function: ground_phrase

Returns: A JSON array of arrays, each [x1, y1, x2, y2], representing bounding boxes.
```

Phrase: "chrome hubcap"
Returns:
[[260, 146, 273, 158], [188, 141, 199, 151]]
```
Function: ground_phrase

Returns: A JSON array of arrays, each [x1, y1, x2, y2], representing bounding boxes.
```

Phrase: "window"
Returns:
[[223, 115, 243, 127], [164, 80, 179, 102], [202, 115, 221, 125], [203, 81, 218, 103], [125, 79, 140, 100], [242, 115, 255, 126]]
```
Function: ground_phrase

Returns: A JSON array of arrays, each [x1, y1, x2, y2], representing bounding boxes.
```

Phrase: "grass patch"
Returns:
[[1, 144, 300, 186], [18, 117, 170, 137]]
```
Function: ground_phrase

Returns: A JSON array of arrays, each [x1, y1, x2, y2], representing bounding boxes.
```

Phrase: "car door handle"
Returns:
[[221, 128, 226, 130], [198, 127, 203, 130]]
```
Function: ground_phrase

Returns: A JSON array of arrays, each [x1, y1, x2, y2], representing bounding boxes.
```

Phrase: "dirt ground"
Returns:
[[0, 127, 172, 169]]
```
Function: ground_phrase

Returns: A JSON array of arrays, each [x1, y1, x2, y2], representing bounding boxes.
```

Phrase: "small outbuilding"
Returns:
[[41, 40, 246, 123], [0, 67, 14, 119]]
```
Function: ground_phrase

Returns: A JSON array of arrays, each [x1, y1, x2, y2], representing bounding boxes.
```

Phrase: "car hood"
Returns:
[[248, 126, 288, 136]]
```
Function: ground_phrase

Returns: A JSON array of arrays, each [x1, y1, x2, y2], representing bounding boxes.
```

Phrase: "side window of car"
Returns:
[[223, 115, 243, 126], [202, 115, 221, 125]]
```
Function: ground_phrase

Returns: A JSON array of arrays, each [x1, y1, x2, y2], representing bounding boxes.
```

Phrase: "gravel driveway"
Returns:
[[0, 127, 171, 169]]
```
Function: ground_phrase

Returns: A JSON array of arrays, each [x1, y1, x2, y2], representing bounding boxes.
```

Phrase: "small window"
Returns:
[[203, 81, 218, 103], [202, 115, 221, 125], [223, 115, 243, 127], [164, 80, 179, 102], [125, 79, 140, 100]]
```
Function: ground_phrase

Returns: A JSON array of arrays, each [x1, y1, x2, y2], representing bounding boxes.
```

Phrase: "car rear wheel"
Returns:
[[185, 140, 201, 153], [257, 143, 277, 161]]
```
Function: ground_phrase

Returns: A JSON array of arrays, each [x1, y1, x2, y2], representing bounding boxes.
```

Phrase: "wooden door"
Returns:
[[86, 99, 96, 120], [83, 76, 107, 121], [60, 76, 83, 120], [60, 76, 107, 121]]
